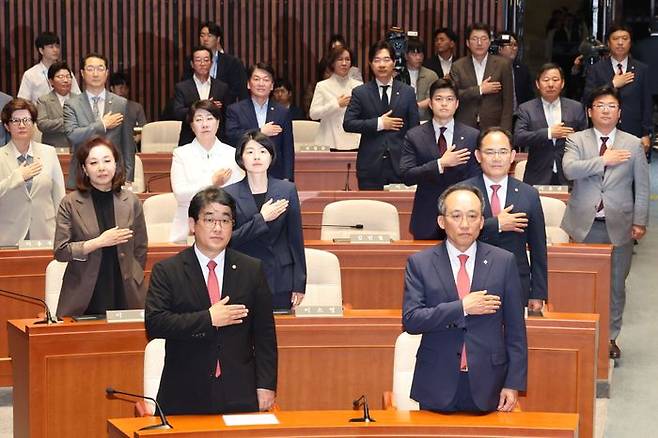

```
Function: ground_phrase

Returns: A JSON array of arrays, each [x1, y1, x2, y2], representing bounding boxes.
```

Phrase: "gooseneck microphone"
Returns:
[[302, 223, 364, 230], [106, 387, 173, 430], [0, 288, 59, 324], [349, 394, 376, 422]]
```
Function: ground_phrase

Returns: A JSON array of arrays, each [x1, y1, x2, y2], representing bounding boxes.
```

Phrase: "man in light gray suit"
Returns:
[[64, 53, 135, 188], [0, 91, 11, 146], [37, 61, 78, 149], [562, 85, 649, 360]]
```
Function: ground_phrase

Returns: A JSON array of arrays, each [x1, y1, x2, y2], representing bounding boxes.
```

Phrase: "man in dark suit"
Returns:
[[174, 46, 230, 146], [464, 127, 547, 312], [225, 63, 294, 181], [450, 23, 514, 132], [496, 31, 534, 110], [583, 24, 653, 153], [515, 63, 588, 185], [423, 27, 457, 79], [403, 184, 527, 413], [400, 78, 479, 240], [146, 187, 277, 415], [343, 40, 420, 190]]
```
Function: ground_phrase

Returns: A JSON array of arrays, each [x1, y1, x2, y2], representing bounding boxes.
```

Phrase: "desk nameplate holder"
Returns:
[[383, 183, 417, 192], [295, 305, 343, 317], [106, 309, 145, 323], [300, 145, 330, 152], [18, 240, 53, 250]]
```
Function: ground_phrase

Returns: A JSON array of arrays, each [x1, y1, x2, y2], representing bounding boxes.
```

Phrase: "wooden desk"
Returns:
[[108, 410, 579, 437], [8, 310, 595, 438]]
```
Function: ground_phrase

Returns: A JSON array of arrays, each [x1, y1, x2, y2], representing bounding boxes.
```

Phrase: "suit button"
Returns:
[[119, 252, 125, 258]]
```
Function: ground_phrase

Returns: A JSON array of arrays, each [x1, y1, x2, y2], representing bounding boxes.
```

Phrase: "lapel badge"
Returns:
[[460, 136, 464, 140], [514, 187, 519, 192], [270, 107, 274, 111], [231, 264, 237, 270], [483, 260, 488, 265]]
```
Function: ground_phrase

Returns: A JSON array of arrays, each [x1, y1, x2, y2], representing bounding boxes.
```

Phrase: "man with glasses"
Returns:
[[146, 187, 277, 414], [63, 53, 136, 189], [496, 31, 534, 112], [464, 127, 547, 313], [402, 183, 527, 413], [562, 85, 649, 360], [450, 23, 513, 132], [36, 61, 79, 149]]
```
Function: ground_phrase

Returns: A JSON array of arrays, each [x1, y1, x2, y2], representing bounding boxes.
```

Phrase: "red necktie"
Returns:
[[597, 137, 609, 213], [490, 184, 502, 216], [457, 254, 470, 371], [437, 126, 447, 156], [207, 260, 222, 377]]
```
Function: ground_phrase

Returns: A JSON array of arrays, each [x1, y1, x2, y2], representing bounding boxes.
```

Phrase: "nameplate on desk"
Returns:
[[18, 240, 52, 249], [384, 183, 417, 192], [55, 147, 70, 154], [299, 144, 330, 152], [106, 309, 145, 323], [295, 305, 343, 317], [534, 185, 568, 193], [223, 413, 279, 426], [349, 234, 392, 244]]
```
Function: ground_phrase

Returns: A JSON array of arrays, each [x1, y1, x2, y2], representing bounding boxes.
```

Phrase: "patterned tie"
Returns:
[[490, 184, 502, 216], [617, 63, 624, 75], [437, 126, 447, 156], [91, 96, 101, 119], [380, 85, 390, 110], [456, 254, 470, 371], [17, 154, 34, 193], [211, 52, 219, 79], [207, 260, 222, 377], [597, 137, 609, 212]]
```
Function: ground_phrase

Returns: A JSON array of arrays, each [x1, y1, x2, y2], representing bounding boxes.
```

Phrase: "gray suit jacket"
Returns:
[[415, 67, 439, 121], [0, 92, 11, 146], [37, 90, 75, 149], [63, 91, 136, 187], [562, 128, 649, 245]]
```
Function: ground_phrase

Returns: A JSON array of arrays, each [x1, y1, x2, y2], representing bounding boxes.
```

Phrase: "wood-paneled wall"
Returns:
[[0, 0, 504, 121]]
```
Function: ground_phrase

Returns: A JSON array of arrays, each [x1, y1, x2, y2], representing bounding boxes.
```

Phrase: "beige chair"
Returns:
[[513, 159, 527, 180], [140, 121, 181, 153], [132, 155, 145, 193], [143, 193, 177, 243], [298, 248, 342, 309], [387, 332, 421, 410], [292, 120, 320, 151], [32, 126, 43, 143], [45, 259, 67, 314], [320, 199, 400, 241], [540, 196, 569, 244], [137, 338, 166, 415]]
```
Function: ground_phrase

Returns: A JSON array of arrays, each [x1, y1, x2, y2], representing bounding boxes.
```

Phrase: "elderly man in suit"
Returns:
[[36, 61, 78, 149], [403, 183, 527, 413], [401, 37, 439, 122], [343, 40, 420, 190], [225, 63, 294, 181], [146, 187, 277, 415], [174, 46, 230, 146], [562, 85, 649, 359], [515, 63, 587, 185], [464, 127, 547, 312], [63, 53, 136, 189], [450, 23, 514, 132], [400, 78, 479, 240], [0, 91, 11, 145]]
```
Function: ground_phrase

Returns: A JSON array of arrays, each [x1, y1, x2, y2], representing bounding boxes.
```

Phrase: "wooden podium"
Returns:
[[108, 410, 579, 437]]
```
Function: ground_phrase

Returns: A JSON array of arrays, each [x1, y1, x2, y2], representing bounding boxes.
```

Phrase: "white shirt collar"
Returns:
[[611, 57, 629, 72], [10, 141, 34, 159], [593, 127, 617, 146], [193, 244, 226, 272], [193, 74, 211, 86], [86, 89, 107, 100], [482, 173, 509, 192], [432, 117, 454, 134], [471, 54, 488, 67], [251, 97, 269, 110], [445, 239, 477, 261], [541, 97, 561, 108], [375, 78, 394, 88]]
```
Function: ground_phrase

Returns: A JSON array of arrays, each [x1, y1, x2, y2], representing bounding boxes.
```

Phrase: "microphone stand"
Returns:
[[349, 395, 376, 422], [106, 387, 173, 430], [0, 288, 59, 324], [344, 162, 351, 191]]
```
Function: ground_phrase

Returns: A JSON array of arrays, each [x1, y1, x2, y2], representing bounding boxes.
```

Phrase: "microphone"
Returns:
[[349, 394, 375, 422], [0, 288, 60, 324], [106, 387, 173, 430], [302, 223, 364, 230], [344, 162, 351, 192]]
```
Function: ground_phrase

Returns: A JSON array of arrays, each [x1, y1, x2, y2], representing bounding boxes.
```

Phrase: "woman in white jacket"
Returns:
[[309, 46, 362, 151]]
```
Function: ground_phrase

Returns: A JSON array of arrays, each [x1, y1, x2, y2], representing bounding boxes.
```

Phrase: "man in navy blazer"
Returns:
[[403, 184, 527, 413], [343, 40, 420, 190], [400, 78, 479, 240], [583, 24, 653, 152], [515, 63, 588, 185], [464, 127, 547, 311], [225, 63, 294, 181]]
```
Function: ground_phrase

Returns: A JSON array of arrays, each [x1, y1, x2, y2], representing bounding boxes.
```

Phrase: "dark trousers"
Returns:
[[421, 372, 489, 414], [357, 154, 400, 190]]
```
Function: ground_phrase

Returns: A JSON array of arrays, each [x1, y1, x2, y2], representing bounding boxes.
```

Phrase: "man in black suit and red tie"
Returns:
[[146, 187, 277, 415]]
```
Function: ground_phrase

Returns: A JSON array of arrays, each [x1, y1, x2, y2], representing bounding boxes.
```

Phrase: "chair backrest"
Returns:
[[299, 248, 342, 307], [141, 121, 181, 153], [132, 155, 145, 193], [146, 223, 174, 244], [392, 332, 421, 410], [292, 120, 320, 151], [143, 193, 177, 225], [513, 159, 527, 180], [143, 338, 166, 415], [45, 260, 67, 313], [539, 196, 567, 227], [32, 126, 43, 143], [546, 226, 570, 244], [320, 200, 400, 241]]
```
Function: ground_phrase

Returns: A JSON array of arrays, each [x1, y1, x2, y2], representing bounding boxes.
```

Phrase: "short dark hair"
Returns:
[[606, 23, 632, 41], [247, 62, 276, 81], [191, 45, 213, 60], [406, 37, 425, 54], [109, 71, 129, 88], [586, 84, 622, 108], [274, 78, 293, 92], [465, 22, 491, 40], [35, 31, 59, 50], [433, 27, 458, 42], [328, 33, 347, 49], [200, 21, 223, 43], [429, 77, 459, 99], [326, 46, 353, 72], [186, 99, 223, 126], [234, 129, 277, 171], [47, 61, 72, 80], [477, 126, 513, 150], [188, 187, 236, 221], [536, 62, 564, 81], [1, 98, 38, 127], [438, 183, 485, 215], [75, 137, 125, 193], [81, 53, 108, 69], [368, 40, 394, 63]]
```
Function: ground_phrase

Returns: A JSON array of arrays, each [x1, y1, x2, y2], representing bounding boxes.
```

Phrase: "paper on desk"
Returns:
[[222, 413, 279, 426]]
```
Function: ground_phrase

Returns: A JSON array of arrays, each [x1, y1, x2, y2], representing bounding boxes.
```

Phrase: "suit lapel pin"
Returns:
[[514, 187, 519, 192], [231, 264, 237, 270], [460, 136, 464, 140], [483, 260, 488, 265], [270, 107, 274, 111]]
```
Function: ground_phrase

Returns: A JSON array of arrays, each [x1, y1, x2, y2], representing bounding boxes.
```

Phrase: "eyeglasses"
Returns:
[[445, 212, 482, 223], [84, 65, 107, 73], [54, 74, 72, 80], [469, 36, 490, 43], [481, 149, 511, 157], [372, 57, 393, 64], [432, 96, 457, 103], [9, 118, 33, 126], [199, 217, 234, 230], [592, 103, 619, 111]]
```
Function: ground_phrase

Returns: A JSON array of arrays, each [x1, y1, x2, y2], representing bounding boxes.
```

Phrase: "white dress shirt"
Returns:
[[193, 75, 212, 101], [194, 244, 226, 287], [542, 97, 562, 172], [55, 92, 70, 107], [610, 57, 628, 74], [408, 69, 419, 90], [17, 62, 81, 103], [252, 98, 269, 128], [472, 54, 488, 87], [86, 89, 107, 120], [440, 55, 453, 76], [432, 118, 455, 174], [375, 78, 394, 131], [483, 174, 509, 212]]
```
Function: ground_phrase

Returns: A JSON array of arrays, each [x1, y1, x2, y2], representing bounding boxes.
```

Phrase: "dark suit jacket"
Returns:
[[172, 77, 230, 146], [463, 175, 548, 303], [402, 241, 527, 412], [423, 54, 448, 78], [224, 177, 307, 299], [343, 80, 420, 184], [183, 52, 248, 102], [225, 99, 295, 181], [583, 57, 653, 138], [513, 62, 535, 107], [450, 54, 514, 131], [145, 246, 277, 415], [632, 37, 658, 96], [400, 121, 480, 239], [514, 97, 587, 185]]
